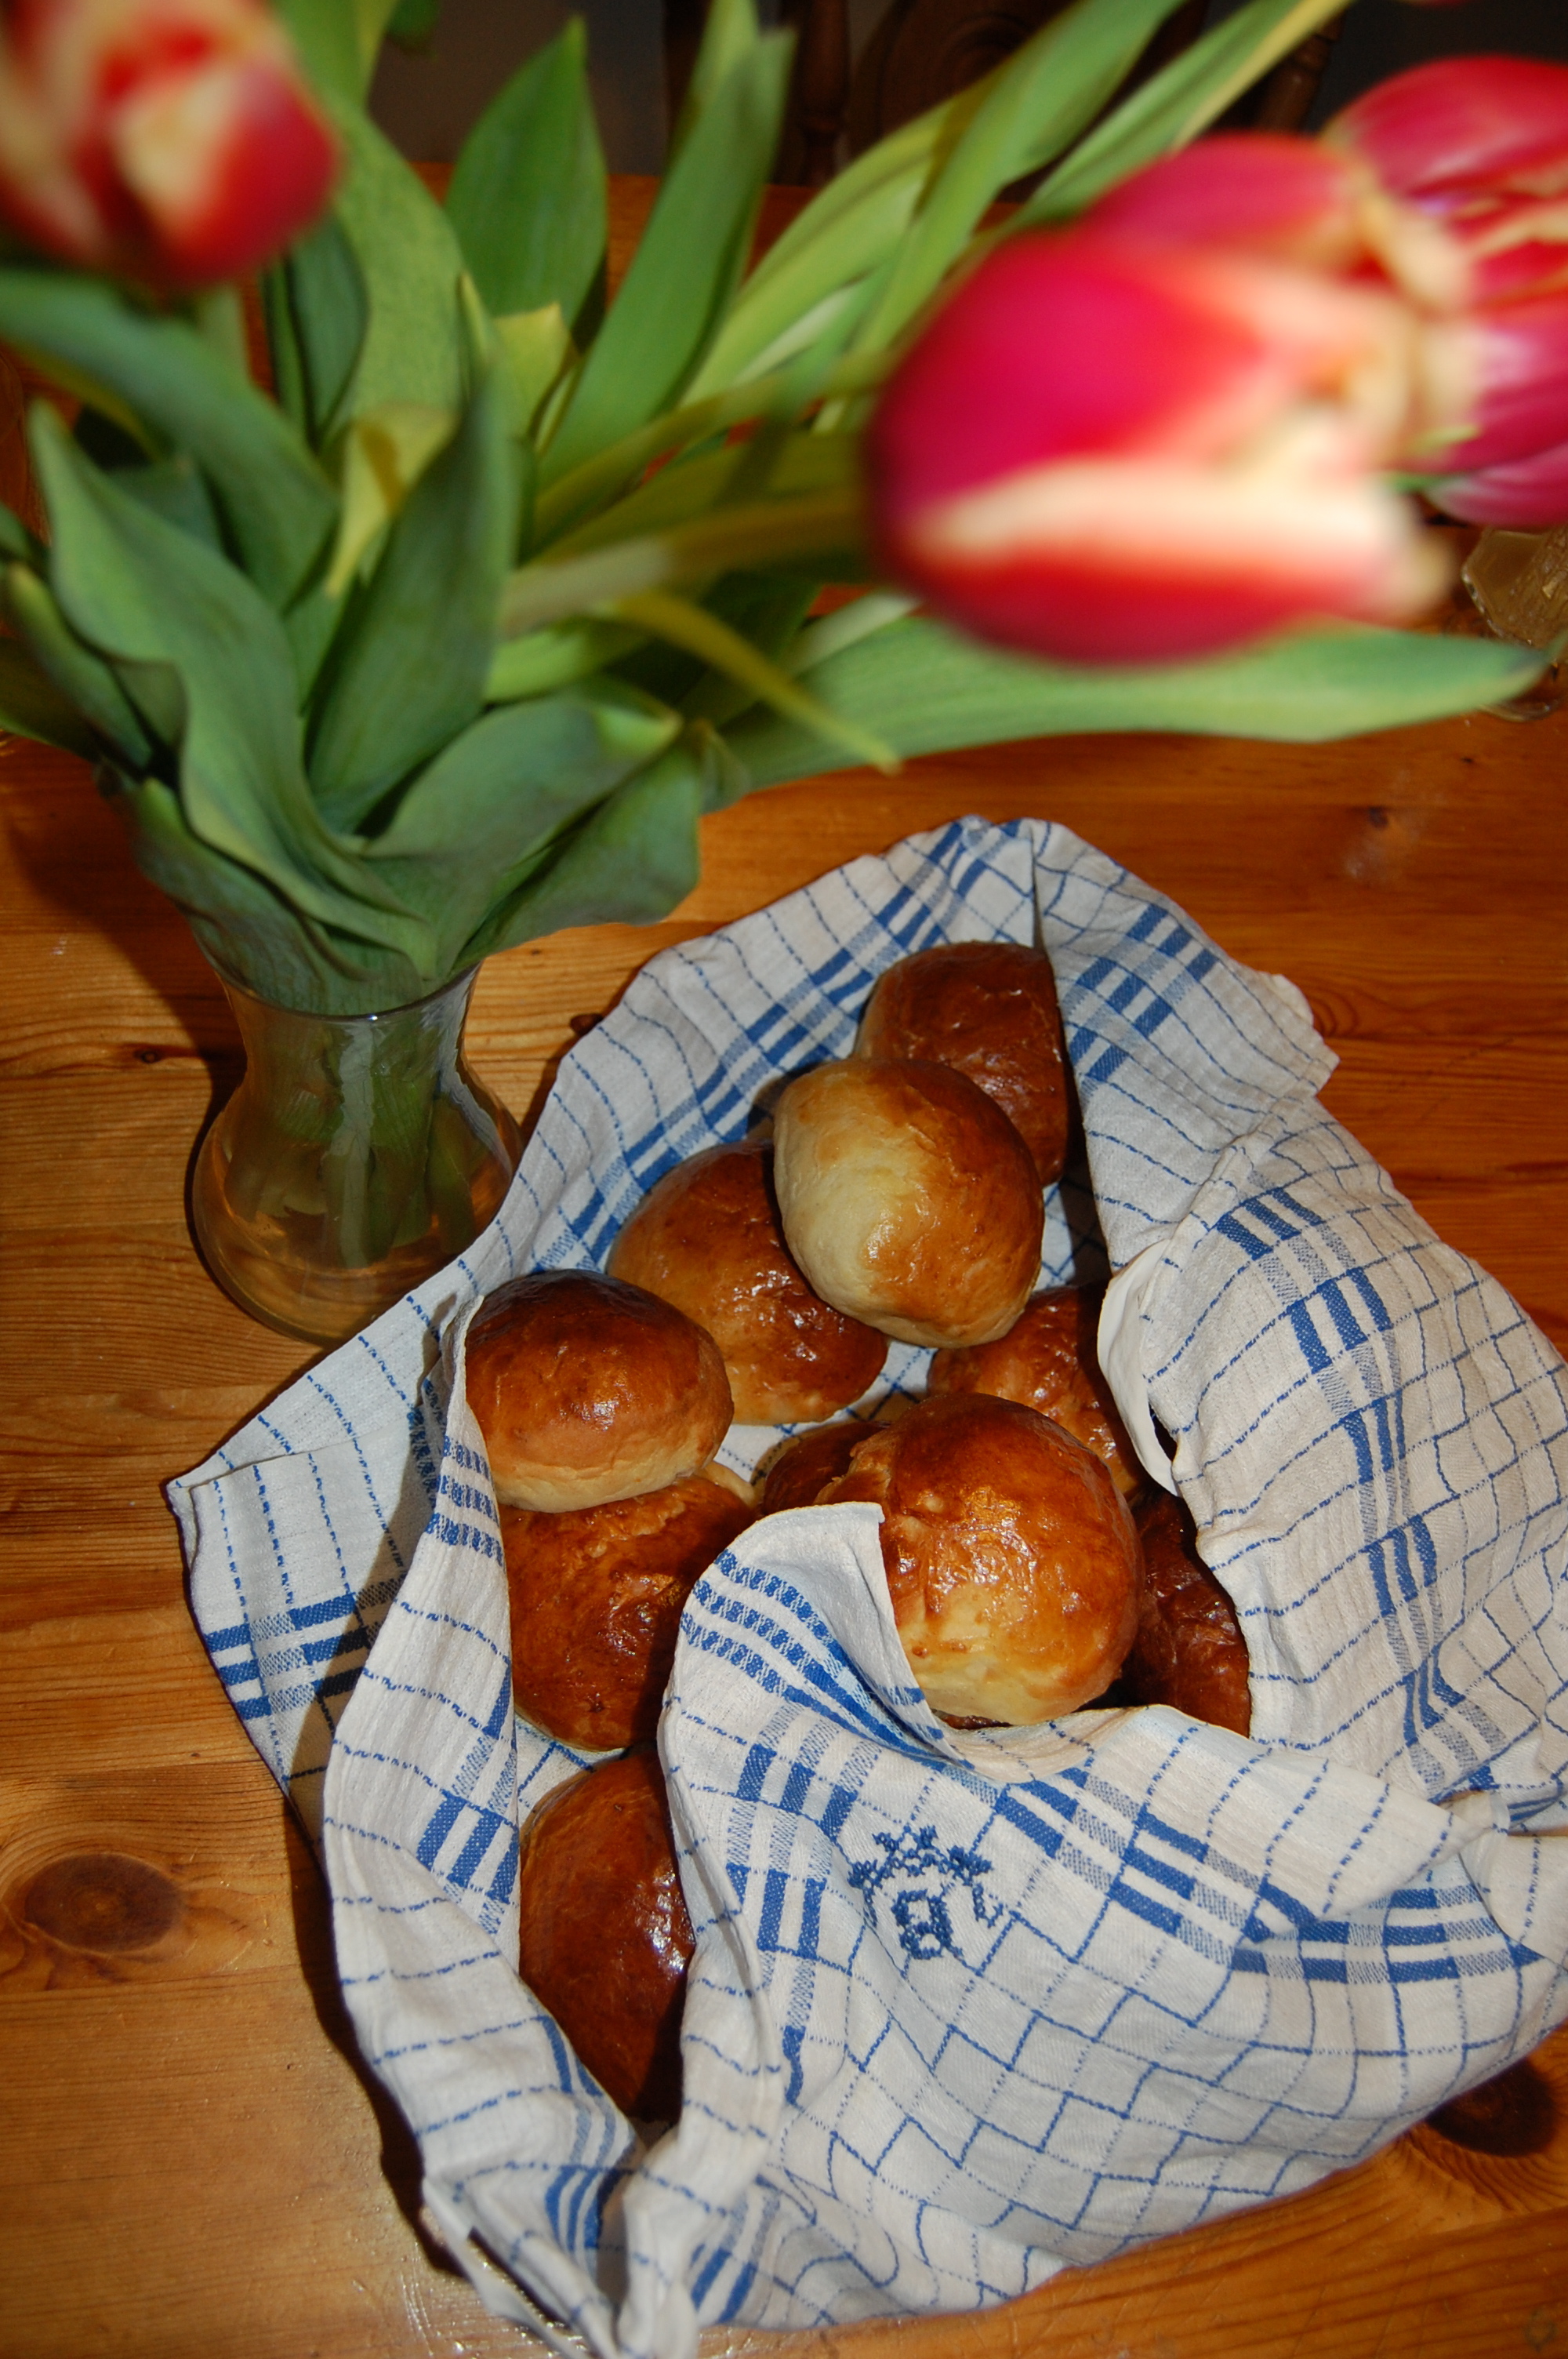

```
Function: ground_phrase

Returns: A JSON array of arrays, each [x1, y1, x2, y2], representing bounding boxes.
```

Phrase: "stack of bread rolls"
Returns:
[[466, 940, 1250, 2121]]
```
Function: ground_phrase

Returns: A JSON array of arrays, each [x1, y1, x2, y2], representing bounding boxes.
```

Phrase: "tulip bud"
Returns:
[[1432, 436, 1568, 528], [0, 0, 336, 288], [1327, 58, 1568, 520], [1327, 57, 1568, 309], [866, 231, 1446, 667], [1086, 136, 1367, 274]]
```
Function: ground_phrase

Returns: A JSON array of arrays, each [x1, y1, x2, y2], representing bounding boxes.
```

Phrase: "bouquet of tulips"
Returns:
[[0, 0, 1561, 1027]]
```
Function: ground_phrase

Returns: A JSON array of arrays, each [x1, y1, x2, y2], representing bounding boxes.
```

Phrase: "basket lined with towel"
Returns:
[[170, 816, 1568, 2359]]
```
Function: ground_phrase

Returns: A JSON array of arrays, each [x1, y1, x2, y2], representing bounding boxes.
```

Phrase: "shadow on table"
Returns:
[[282, 1797, 468, 2278]]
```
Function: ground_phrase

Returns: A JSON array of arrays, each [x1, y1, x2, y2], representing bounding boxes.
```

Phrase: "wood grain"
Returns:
[[3, 188, 1568, 2355]]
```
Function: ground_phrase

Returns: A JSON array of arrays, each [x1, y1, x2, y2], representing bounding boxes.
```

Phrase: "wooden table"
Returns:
[[4, 692, 1568, 2358], [5, 178, 1568, 2359]]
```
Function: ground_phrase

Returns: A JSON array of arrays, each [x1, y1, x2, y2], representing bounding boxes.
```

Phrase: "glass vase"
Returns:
[[192, 969, 521, 1346]]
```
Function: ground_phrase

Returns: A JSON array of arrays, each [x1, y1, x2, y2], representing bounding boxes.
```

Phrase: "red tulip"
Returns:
[[1327, 56, 1568, 307], [866, 231, 1444, 667], [0, 0, 336, 288], [1327, 57, 1568, 518]]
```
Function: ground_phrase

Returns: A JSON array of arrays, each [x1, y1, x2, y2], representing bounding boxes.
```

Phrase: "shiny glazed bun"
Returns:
[[856, 941, 1072, 1184], [502, 1474, 753, 1749], [1123, 1491, 1250, 1734], [929, 1285, 1142, 1497], [517, 1749, 692, 2121], [608, 1139, 887, 1423], [821, 1392, 1141, 1724], [760, 1418, 876, 1516], [772, 1059, 1044, 1350], [466, 1269, 731, 1511]]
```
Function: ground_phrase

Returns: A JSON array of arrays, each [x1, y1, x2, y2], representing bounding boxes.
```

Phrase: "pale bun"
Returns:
[[929, 1285, 1142, 1497], [608, 1138, 886, 1423], [517, 1749, 691, 2121], [821, 1393, 1141, 1725], [772, 1059, 1043, 1350], [502, 1474, 753, 1750], [856, 940, 1072, 1184], [466, 1269, 731, 1512]]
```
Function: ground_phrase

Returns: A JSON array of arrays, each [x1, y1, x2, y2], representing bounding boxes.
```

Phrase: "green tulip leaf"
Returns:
[[106, 454, 225, 552], [1023, 0, 1350, 226], [463, 727, 717, 961], [364, 679, 680, 965], [540, 28, 793, 488], [0, 634, 102, 758], [447, 22, 607, 338], [0, 274, 337, 608], [667, 0, 760, 161], [485, 618, 644, 700], [3, 561, 154, 768], [329, 110, 468, 420], [276, 211, 370, 449], [29, 404, 429, 965], [307, 365, 515, 831], [547, 426, 858, 559], [724, 616, 1555, 786], [274, 0, 363, 105], [108, 769, 430, 1012], [276, 0, 399, 104], [688, 91, 992, 399]]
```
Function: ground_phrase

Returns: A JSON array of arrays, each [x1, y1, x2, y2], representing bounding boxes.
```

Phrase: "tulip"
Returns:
[[0, 0, 336, 288], [1327, 56, 1568, 307], [1327, 57, 1568, 518], [866, 231, 1446, 667]]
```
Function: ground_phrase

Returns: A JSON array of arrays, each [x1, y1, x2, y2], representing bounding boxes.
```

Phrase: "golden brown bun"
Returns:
[[502, 1476, 754, 1749], [821, 1393, 1141, 1724], [1123, 1491, 1250, 1734], [760, 1419, 876, 1516], [857, 941, 1073, 1185], [608, 1139, 887, 1424], [466, 1269, 732, 1511], [517, 1750, 692, 2121], [772, 1060, 1044, 1350], [929, 1285, 1142, 1499]]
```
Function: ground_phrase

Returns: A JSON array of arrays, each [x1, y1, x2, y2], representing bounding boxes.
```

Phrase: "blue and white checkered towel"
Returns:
[[170, 818, 1568, 2359]]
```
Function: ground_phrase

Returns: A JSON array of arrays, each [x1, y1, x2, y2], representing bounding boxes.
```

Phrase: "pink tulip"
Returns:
[[1087, 136, 1368, 274], [1432, 435, 1568, 526], [1328, 56, 1568, 308], [0, 0, 336, 287], [1327, 57, 1568, 518], [866, 231, 1445, 667]]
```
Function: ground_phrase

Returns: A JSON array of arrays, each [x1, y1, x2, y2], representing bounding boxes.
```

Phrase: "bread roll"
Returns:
[[929, 1285, 1141, 1497], [608, 1139, 887, 1423], [772, 1059, 1044, 1350], [760, 1418, 875, 1515], [517, 1750, 692, 2121], [1122, 1491, 1250, 1734], [466, 1269, 731, 1511], [502, 1474, 753, 1749], [821, 1392, 1141, 1724], [857, 941, 1072, 1184]]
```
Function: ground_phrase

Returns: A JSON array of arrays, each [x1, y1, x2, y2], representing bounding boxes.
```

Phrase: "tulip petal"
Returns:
[[1086, 134, 1363, 271], [1330, 56, 1568, 205], [1444, 292, 1568, 471], [1433, 437, 1568, 528], [886, 455, 1447, 666], [868, 234, 1364, 520], [111, 52, 336, 285]]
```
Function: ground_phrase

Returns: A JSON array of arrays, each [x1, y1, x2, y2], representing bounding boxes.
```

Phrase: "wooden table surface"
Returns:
[[5, 180, 1568, 2359]]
